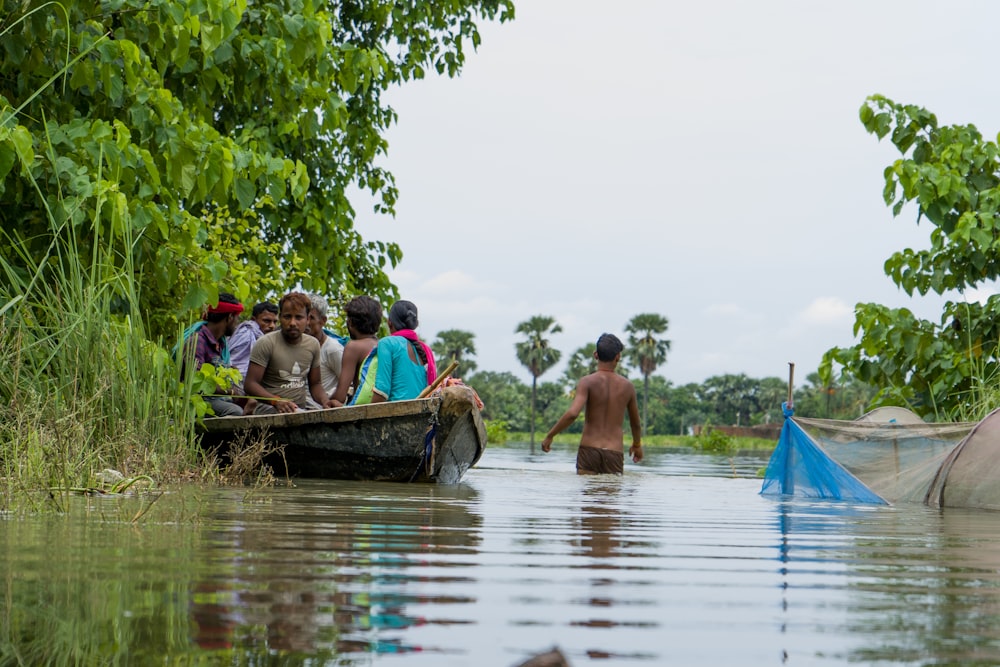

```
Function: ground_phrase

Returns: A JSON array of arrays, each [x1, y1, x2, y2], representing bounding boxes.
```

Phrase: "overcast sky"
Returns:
[[354, 1, 1000, 387]]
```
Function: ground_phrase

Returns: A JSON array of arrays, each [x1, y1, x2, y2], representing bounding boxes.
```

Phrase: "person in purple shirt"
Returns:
[[182, 293, 246, 417], [229, 301, 279, 381]]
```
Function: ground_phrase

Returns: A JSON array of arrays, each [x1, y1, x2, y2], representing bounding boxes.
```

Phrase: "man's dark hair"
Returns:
[[345, 296, 383, 335], [205, 293, 241, 323], [252, 301, 278, 317], [595, 333, 624, 362]]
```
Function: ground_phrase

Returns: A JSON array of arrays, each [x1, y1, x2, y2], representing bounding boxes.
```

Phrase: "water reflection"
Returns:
[[768, 497, 1000, 665], [190, 481, 482, 660], [574, 480, 626, 560], [10, 449, 1000, 665]]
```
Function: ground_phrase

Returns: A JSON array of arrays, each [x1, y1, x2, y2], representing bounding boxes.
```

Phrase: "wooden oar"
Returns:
[[417, 359, 459, 399]]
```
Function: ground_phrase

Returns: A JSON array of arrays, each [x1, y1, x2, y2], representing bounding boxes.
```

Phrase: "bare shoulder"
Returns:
[[344, 338, 372, 355], [612, 372, 637, 394], [616, 373, 636, 388]]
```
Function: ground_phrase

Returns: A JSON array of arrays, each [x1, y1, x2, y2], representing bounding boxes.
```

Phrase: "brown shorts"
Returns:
[[576, 446, 624, 475]]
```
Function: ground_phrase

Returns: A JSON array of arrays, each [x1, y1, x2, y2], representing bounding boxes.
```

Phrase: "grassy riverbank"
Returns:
[[0, 212, 208, 513]]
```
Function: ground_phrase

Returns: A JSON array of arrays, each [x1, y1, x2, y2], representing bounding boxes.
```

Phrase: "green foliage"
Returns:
[[514, 315, 562, 447], [535, 381, 571, 434], [697, 373, 777, 426], [625, 312, 671, 434], [189, 362, 242, 418], [467, 370, 530, 431], [432, 328, 478, 376], [794, 371, 878, 420], [625, 313, 671, 377], [824, 95, 1000, 418], [696, 427, 735, 454], [465, 366, 864, 441], [484, 419, 509, 444], [0, 0, 515, 507], [0, 174, 200, 508], [562, 343, 598, 388], [0, 0, 514, 340], [514, 315, 562, 380]]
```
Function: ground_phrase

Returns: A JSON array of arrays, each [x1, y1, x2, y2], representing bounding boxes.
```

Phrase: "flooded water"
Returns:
[[5, 445, 1000, 666]]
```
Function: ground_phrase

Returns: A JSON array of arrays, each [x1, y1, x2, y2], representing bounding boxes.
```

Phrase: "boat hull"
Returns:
[[197, 385, 487, 483]]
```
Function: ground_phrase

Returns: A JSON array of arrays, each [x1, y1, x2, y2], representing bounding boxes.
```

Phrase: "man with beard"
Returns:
[[243, 291, 336, 414]]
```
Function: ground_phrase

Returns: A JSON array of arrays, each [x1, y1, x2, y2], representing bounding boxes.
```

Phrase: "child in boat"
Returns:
[[541, 333, 643, 474]]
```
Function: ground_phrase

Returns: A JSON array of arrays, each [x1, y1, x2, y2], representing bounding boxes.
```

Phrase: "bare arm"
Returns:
[[541, 383, 589, 453], [244, 362, 296, 414], [330, 342, 365, 406], [627, 388, 643, 462]]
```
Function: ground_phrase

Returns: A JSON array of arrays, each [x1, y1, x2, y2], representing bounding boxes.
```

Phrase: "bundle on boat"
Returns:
[[197, 384, 487, 484], [760, 405, 1000, 510]]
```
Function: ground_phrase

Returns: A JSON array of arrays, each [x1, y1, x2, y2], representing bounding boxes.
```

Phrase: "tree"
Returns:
[[432, 329, 478, 376], [535, 381, 571, 436], [514, 315, 562, 450], [561, 343, 597, 389], [755, 377, 788, 425], [796, 371, 878, 420], [562, 343, 631, 390], [0, 0, 514, 340], [698, 374, 758, 426], [669, 383, 708, 436], [466, 370, 530, 431], [822, 95, 1000, 418], [624, 313, 671, 434]]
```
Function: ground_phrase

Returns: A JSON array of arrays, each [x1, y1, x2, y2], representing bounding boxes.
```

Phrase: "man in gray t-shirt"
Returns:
[[243, 292, 335, 414]]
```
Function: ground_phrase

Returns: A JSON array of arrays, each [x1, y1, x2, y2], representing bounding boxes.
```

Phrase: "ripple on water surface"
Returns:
[[5, 447, 1000, 665]]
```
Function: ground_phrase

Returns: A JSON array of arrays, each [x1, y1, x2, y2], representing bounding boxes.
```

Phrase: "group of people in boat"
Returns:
[[184, 291, 643, 477], [181, 290, 436, 417]]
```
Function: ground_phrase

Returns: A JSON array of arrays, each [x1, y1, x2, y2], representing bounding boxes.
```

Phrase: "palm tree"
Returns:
[[562, 342, 629, 389], [431, 329, 478, 376], [562, 343, 597, 389], [515, 315, 562, 451], [624, 313, 671, 434]]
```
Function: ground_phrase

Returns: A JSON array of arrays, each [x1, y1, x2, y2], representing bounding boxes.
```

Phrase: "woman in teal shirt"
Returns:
[[355, 300, 437, 404]]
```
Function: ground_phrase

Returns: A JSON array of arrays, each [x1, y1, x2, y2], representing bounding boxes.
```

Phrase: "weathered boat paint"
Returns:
[[197, 385, 486, 483]]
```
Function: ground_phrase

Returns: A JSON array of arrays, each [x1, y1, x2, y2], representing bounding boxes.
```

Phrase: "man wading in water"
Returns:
[[541, 333, 643, 474]]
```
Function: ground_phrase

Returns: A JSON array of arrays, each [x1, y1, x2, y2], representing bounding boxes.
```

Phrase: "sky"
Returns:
[[354, 0, 1000, 387]]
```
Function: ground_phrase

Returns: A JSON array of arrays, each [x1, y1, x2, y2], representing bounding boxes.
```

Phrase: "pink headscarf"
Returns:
[[392, 329, 437, 385]]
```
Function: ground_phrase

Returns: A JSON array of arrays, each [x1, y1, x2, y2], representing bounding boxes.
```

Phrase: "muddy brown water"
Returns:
[[4, 445, 1000, 665]]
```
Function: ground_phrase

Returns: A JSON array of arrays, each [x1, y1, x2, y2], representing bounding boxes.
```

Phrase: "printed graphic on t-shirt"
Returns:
[[277, 362, 306, 391]]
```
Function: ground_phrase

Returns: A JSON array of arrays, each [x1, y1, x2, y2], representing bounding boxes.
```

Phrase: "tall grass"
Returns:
[[946, 340, 1000, 423], [0, 144, 203, 514]]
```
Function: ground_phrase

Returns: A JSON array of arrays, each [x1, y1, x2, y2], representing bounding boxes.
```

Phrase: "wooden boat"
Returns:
[[197, 384, 487, 484], [760, 405, 1000, 510]]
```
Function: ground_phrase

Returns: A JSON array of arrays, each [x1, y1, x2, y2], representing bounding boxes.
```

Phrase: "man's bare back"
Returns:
[[576, 370, 638, 451], [541, 334, 643, 472]]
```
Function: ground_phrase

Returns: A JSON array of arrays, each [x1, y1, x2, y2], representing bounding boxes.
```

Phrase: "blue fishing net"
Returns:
[[760, 403, 975, 505]]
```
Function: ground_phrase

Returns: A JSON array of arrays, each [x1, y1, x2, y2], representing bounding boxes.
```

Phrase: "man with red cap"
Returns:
[[184, 292, 245, 417]]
